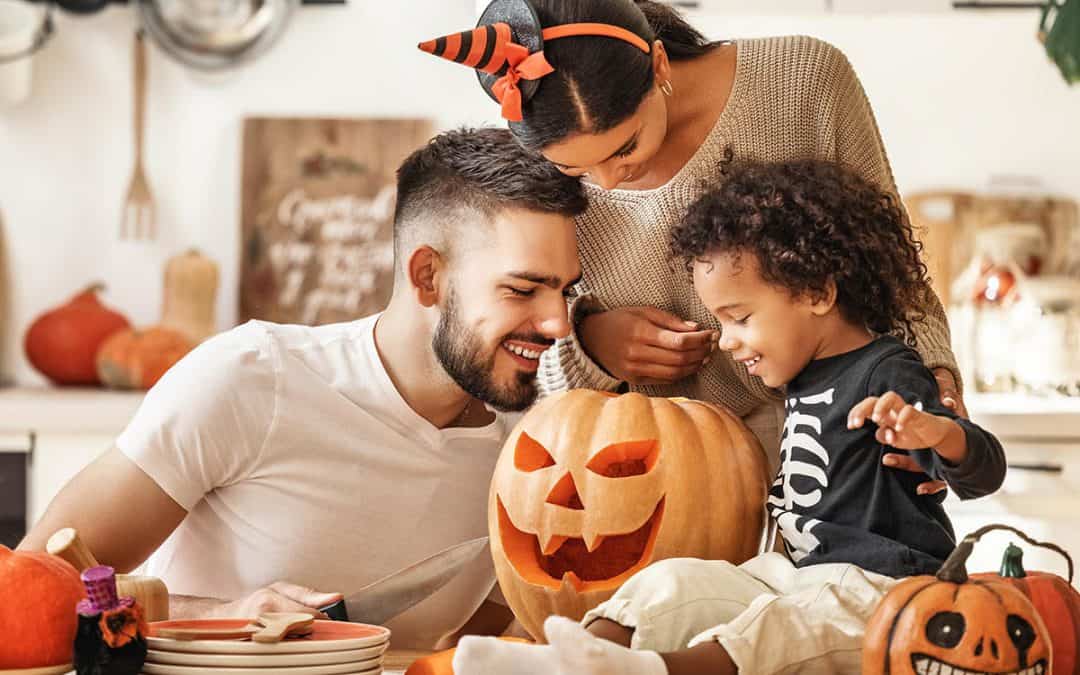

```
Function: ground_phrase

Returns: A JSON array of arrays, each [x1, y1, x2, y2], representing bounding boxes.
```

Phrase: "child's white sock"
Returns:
[[450, 617, 669, 675], [451, 635, 557, 675], [545, 615, 669, 675]]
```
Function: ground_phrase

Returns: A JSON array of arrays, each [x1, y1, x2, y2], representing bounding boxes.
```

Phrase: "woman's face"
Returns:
[[539, 84, 669, 190]]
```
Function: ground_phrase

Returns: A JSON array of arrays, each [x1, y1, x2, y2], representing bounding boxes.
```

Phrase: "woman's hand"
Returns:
[[578, 307, 717, 385], [933, 368, 967, 418]]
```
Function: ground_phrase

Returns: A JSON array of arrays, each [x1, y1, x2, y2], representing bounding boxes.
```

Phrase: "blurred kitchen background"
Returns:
[[1, 0, 1079, 575]]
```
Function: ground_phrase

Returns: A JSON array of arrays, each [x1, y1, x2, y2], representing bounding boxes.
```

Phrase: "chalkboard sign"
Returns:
[[240, 117, 434, 325]]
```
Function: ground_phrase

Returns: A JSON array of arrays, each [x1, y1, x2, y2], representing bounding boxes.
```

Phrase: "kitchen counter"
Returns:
[[0, 386, 1077, 437], [967, 392, 1080, 439], [52, 650, 434, 675]]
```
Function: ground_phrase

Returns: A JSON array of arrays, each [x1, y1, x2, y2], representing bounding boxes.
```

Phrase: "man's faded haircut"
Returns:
[[392, 127, 588, 270]]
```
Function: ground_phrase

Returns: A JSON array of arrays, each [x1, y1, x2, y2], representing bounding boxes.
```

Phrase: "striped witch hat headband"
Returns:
[[419, 0, 651, 122]]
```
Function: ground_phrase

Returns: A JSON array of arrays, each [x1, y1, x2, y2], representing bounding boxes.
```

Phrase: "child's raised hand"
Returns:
[[847, 391, 952, 450]]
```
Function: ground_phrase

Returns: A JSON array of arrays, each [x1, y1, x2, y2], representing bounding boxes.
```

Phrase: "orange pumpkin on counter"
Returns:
[[96, 326, 194, 390], [864, 524, 1054, 675], [489, 390, 770, 641], [24, 283, 131, 386], [0, 545, 86, 670]]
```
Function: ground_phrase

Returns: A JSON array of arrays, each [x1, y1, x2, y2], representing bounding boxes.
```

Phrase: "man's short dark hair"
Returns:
[[393, 127, 587, 269]]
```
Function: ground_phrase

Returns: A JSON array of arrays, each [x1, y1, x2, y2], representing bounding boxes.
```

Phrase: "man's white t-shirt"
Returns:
[[117, 314, 513, 648]]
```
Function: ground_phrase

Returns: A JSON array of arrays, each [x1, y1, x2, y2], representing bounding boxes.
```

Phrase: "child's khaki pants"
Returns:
[[581, 553, 898, 675]]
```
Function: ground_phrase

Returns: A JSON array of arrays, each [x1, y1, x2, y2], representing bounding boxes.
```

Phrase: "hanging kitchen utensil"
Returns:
[[136, 0, 298, 71], [120, 29, 156, 240]]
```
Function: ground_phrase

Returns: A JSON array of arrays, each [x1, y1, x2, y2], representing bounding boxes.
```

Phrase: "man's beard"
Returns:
[[431, 287, 548, 412]]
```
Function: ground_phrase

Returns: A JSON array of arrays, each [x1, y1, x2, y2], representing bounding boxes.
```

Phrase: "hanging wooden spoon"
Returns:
[[251, 613, 316, 643]]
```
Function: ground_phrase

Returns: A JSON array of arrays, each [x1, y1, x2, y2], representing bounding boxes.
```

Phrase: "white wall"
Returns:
[[1, 2, 1078, 386]]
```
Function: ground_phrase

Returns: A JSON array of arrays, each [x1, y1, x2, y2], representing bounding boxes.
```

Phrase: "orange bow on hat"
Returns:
[[489, 42, 553, 122]]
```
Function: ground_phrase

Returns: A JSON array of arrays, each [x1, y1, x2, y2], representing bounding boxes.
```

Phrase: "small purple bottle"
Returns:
[[73, 566, 148, 675]]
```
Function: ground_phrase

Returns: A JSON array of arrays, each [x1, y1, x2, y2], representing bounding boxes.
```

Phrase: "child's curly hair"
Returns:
[[670, 159, 932, 344]]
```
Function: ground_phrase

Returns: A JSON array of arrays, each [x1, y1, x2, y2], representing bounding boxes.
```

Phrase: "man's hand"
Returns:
[[172, 582, 343, 620]]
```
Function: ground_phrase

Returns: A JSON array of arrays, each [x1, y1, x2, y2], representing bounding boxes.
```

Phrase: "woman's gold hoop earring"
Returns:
[[660, 80, 673, 96]]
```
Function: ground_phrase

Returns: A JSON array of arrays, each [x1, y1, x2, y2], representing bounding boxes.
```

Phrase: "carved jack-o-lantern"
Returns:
[[864, 525, 1053, 675], [488, 390, 770, 640]]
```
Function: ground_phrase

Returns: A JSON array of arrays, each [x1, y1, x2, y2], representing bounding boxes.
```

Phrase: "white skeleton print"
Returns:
[[768, 388, 835, 561]]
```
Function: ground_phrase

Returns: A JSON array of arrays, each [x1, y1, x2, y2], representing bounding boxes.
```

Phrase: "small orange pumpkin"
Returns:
[[975, 527, 1080, 675], [864, 524, 1053, 675], [489, 390, 770, 640], [0, 545, 86, 669], [95, 326, 194, 390], [24, 283, 131, 386]]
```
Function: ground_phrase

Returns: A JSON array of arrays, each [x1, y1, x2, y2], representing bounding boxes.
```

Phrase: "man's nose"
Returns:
[[536, 296, 572, 340]]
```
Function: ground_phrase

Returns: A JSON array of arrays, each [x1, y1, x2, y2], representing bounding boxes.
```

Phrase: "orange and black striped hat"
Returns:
[[419, 0, 651, 122]]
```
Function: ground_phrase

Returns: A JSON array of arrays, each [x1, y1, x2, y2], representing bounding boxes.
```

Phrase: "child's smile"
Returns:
[[692, 250, 868, 389]]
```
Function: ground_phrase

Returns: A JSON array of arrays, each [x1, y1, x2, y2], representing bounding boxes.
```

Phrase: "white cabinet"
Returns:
[[829, 0, 952, 11], [664, 0, 830, 14], [0, 387, 143, 537], [28, 432, 117, 525], [948, 395, 1080, 585]]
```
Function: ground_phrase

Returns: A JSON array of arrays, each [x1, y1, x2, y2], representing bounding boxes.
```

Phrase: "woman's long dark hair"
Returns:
[[511, 0, 715, 151]]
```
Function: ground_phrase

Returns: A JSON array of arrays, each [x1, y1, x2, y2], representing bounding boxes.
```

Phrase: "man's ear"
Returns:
[[810, 279, 839, 317], [407, 245, 444, 308]]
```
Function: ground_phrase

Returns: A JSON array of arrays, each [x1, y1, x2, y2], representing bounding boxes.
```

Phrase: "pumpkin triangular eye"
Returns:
[[514, 432, 556, 472], [586, 440, 659, 477]]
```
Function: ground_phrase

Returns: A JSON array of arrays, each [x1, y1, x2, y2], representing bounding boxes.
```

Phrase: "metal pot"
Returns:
[[136, 0, 297, 70]]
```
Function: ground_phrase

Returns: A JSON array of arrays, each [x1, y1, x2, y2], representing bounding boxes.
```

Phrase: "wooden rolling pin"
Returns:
[[47, 527, 170, 621]]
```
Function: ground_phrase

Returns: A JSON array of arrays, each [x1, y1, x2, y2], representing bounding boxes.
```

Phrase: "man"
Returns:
[[20, 127, 587, 649]]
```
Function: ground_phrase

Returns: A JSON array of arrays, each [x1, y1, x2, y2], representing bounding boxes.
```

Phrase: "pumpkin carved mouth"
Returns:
[[496, 497, 665, 592], [911, 655, 1046, 675]]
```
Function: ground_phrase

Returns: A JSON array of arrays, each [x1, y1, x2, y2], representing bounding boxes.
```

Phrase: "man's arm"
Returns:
[[19, 447, 343, 619], [19, 446, 186, 572]]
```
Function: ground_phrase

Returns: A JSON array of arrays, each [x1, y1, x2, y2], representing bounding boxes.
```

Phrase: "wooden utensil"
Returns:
[[46, 527, 171, 621], [46, 526, 99, 570], [153, 622, 262, 641], [251, 613, 316, 643], [120, 29, 156, 240], [152, 615, 314, 642]]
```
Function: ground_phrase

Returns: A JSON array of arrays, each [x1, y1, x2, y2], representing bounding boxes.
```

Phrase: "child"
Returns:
[[453, 159, 1007, 675]]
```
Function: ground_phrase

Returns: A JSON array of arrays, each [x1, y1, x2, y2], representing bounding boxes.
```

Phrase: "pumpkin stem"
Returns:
[[81, 282, 106, 296], [942, 523, 1074, 584], [938, 539, 973, 583], [1000, 542, 1027, 578]]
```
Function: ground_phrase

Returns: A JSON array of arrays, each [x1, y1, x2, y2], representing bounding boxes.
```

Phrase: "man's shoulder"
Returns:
[[226, 315, 379, 371]]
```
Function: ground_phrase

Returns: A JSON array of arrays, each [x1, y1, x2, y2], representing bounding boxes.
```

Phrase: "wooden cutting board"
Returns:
[[240, 118, 434, 325], [383, 649, 434, 672]]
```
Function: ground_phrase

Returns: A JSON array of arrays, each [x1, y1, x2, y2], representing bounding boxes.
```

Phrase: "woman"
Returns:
[[420, 0, 962, 484]]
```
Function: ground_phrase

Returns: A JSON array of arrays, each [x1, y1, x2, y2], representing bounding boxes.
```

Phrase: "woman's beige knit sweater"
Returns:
[[537, 35, 959, 417]]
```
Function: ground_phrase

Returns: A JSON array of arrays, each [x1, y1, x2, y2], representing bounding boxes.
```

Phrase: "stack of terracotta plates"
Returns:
[[144, 620, 392, 675]]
